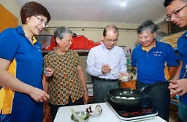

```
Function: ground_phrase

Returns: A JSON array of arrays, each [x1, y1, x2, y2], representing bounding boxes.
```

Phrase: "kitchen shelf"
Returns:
[[160, 30, 185, 50]]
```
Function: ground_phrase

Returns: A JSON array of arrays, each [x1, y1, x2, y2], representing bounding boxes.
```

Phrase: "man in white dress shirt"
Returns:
[[86, 25, 127, 103]]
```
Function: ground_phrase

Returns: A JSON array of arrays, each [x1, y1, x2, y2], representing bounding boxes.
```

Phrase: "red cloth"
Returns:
[[70, 35, 100, 50], [47, 36, 56, 50]]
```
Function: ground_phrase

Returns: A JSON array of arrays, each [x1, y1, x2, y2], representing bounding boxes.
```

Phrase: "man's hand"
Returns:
[[168, 79, 187, 96], [101, 64, 111, 74]]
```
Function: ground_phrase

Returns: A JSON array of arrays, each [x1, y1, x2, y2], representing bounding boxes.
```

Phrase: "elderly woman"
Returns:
[[0, 1, 51, 122], [43, 26, 89, 121]]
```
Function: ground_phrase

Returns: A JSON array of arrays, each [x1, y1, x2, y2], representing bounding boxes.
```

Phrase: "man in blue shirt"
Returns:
[[164, 0, 187, 121], [131, 20, 179, 121]]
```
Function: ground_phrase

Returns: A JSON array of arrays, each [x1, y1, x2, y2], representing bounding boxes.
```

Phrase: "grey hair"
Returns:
[[53, 26, 73, 41], [136, 20, 158, 34]]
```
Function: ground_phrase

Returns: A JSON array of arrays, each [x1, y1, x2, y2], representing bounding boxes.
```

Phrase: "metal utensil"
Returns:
[[111, 69, 123, 77]]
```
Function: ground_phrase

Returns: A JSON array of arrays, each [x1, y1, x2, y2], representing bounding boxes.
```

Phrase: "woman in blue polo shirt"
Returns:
[[0, 2, 51, 122], [164, 0, 187, 121], [131, 20, 179, 121]]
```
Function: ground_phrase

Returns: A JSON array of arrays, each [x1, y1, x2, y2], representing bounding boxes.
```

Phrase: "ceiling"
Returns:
[[15, 0, 166, 24]]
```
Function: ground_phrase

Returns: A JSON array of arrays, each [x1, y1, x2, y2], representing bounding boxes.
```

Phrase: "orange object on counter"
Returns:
[[120, 79, 136, 89]]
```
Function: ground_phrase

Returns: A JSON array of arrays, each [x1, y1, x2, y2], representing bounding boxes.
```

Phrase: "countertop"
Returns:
[[54, 102, 166, 122]]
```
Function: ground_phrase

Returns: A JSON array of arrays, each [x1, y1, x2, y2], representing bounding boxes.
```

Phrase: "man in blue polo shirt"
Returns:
[[131, 20, 179, 121], [164, 0, 187, 121]]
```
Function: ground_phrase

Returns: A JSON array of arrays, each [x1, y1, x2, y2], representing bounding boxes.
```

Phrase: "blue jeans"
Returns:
[[178, 101, 187, 122]]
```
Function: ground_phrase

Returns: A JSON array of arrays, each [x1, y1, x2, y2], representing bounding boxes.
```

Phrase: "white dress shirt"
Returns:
[[86, 42, 127, 79]]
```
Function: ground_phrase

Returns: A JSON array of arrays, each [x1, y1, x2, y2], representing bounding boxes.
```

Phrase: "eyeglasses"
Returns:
[[34, 15, 48, 28], [104, 37, 118, 43], [165, 4, 187, 21]]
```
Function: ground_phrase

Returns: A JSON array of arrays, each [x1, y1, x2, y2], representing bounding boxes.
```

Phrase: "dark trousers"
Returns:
[[93, 78, 119, 103], [136, 81, 170, 122], [49, 96, 84, 121]]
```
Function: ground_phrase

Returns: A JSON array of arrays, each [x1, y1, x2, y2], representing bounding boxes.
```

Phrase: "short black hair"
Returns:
[[137, 19, 158, 34], [164, 0, 187, 7], [163, 0, 173, 7]]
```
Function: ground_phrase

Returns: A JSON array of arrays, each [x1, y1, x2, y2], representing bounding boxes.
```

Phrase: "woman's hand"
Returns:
[[29, 87, 50, 102], [44, 68, 54, 77], [83, 90, 89, 104]]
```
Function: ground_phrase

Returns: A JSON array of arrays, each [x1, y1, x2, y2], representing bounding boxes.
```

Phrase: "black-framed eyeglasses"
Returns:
[[104, 37, 118, 43], [34, 15, 48, 28], [165, 4, 187, 21]]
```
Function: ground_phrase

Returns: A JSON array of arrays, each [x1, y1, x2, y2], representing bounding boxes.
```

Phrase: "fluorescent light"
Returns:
[[120, 0, 127, 7]]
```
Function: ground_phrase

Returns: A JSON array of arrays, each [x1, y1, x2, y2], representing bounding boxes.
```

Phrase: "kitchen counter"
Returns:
[[54, 103, 166, 122]]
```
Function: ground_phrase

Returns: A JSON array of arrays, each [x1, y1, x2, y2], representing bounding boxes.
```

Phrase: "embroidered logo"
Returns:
[[35, 46, 42, 52], [153, 51, 162, 56]]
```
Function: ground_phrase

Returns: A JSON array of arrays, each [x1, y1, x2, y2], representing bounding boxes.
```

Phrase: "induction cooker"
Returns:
[[105, 98, 158, 121]]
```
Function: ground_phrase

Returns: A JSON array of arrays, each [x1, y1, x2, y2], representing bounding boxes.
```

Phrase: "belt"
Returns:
[[93, 76, 118, 81], [137, 81, 169, 86]]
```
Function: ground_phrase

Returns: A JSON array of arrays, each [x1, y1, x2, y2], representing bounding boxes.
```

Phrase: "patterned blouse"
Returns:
[[43, 50, 84, 105]]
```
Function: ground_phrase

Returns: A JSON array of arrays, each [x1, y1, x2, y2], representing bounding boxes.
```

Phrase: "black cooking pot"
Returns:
[[108, 88, 146, 107]]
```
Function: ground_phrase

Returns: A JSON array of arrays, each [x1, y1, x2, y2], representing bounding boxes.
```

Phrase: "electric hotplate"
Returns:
[[105, 98, 158, 121]]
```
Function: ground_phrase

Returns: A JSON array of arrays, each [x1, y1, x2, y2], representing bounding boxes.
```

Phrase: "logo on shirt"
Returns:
[[35, 46, 42, 52], [153, 51, 162, 56]]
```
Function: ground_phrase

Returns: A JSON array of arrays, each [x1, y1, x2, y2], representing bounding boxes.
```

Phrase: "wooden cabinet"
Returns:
[[0, 4, 18, 32]]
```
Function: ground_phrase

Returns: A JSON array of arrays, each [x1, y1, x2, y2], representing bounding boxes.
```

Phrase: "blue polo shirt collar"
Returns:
[[142, 41, 156, 52], [182, 30, 187, 38], [16, 25, 37, 45], [16, 25, 25, 36]]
